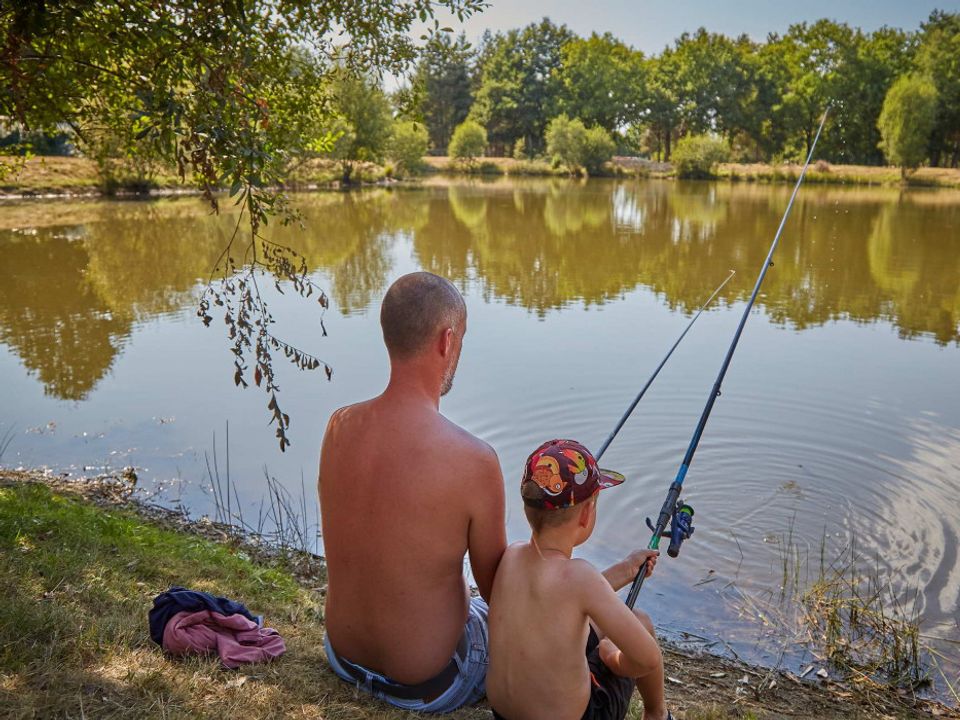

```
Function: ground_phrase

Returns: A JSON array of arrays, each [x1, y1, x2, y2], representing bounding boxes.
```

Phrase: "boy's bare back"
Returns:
[[487, 542, 598, 718], [487, 439, 667, 720]]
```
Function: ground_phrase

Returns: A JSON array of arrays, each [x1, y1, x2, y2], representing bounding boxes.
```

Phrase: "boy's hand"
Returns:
[[625, 549, 658, 579], [602, 549, 659, 591]]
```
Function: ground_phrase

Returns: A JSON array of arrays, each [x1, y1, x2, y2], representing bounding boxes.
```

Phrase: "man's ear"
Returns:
[[439, 326, 454, 358]]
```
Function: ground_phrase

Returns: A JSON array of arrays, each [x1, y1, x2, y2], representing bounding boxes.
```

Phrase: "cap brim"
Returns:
[[597, 469, 626, 490]]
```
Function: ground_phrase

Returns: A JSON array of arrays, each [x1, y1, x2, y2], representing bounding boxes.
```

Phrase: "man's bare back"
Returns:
[[321, 394, 503, 682], [319, 271, 506, 691]]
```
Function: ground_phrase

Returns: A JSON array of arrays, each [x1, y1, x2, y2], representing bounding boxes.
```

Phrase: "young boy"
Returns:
[[487, 439, 671, 720]]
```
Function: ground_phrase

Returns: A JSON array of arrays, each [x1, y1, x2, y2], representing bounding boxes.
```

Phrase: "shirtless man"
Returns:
[[319, 271, 507, 712]]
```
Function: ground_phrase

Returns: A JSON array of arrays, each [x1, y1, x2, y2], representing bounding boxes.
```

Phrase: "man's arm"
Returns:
[[467, 445, 507, 602]]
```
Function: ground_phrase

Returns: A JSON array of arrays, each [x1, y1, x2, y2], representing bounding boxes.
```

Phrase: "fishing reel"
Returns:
[[645, 501, 695, 558]]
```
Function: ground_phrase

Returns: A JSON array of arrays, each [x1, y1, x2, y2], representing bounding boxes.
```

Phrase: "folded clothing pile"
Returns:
[[149, 586, 286, 668]]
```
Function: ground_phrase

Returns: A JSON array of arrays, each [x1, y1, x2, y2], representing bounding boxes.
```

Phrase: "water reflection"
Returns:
[[1, 180, 958, 402]]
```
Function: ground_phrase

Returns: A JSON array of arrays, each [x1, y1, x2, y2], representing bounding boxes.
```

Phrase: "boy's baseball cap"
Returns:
[[521, 439, 625, 510]]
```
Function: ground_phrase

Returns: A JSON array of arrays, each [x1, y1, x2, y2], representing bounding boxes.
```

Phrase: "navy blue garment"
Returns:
[[149, 586, 261, 646]]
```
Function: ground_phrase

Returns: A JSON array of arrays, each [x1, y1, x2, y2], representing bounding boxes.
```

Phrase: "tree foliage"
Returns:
[[323, 70, 394, 182], [469, 19, 573, 154], [545, 115, 615, 174], [915, 11, 960, 166], [558, 33, 645, 133], [412, 32, 474, 154], [448, 119, 487, 162], [878, 74, 938, 175], [0, 0, 483, 451], [412, 11, 960, 168], [387, 120, 429, 175], [671, 134, 731, 178]]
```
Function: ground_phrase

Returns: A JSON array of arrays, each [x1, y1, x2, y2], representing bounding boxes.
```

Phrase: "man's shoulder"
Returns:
[[324, 399, 375, 433], [437, 414, 499, 463]]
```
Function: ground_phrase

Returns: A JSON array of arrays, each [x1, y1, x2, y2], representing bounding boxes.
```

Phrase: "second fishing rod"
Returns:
[[607, 108, 831, 609]]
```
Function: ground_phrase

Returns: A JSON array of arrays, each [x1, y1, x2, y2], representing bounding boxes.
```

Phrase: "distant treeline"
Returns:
[[412, 11, 960, 166]]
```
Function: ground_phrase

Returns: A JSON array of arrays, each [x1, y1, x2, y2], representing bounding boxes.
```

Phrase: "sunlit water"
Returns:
[[2, 178, 958, 698]]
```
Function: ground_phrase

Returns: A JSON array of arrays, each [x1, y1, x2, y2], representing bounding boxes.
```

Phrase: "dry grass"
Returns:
[[0, 156, 184, 195], [4, 155, 959, 197], [719, 162, 960, 188]]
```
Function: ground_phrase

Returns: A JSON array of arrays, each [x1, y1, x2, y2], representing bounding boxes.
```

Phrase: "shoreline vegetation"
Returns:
[[1, 469, 957, 719], [2, 155, 960, 200]]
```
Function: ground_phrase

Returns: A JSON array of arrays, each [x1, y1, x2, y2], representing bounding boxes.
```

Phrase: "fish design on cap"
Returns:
[[531, 455, 566, 495]]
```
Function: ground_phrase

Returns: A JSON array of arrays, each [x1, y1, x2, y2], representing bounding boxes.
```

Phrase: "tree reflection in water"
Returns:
[[1, 180, 958, 401]]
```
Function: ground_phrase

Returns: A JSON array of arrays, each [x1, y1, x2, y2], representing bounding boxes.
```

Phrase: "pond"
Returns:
[[2, 177, 959, 696]]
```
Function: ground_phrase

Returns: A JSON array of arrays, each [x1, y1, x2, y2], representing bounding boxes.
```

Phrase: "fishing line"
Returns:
[[594, 268, 736, 463], [625, 107, 831, 609]]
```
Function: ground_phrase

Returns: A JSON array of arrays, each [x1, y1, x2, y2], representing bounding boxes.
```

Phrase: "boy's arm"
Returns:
[[601, 549, 658, 591], [467, 445, 507, 602], [574, 561, 661, 677]]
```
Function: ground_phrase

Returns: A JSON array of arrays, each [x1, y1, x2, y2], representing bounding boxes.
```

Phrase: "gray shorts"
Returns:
[[324, 596, 489, 713]]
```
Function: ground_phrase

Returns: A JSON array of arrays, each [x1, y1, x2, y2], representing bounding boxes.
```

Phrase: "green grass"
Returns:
[[1, 479, 949, 720], [0, 481, 485, 719]]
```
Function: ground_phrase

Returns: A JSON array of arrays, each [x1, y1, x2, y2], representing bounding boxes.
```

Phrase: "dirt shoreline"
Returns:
[[2, 467, 956, 719]]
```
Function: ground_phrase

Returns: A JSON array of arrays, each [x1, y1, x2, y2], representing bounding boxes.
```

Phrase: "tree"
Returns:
[[834, 27, 916, 165], [324, 70, 394, 183], [643, 50, 682, 161], [764, 20, 855, 160], [0, 0, 484, 451], [470, 19, 574, 154], [671, 134, 731, 178], [670, 29, 751, 139], [557, 33, 646, 133], [581, 126, 616, 175], [546, 114, 586, 170], [448, 119, 487, 162], [545, 115, 614, 174], [387, 120, 429, 175], [413, 33, 474, 154], [878, 74, 938, 176], [915, 11, 960, 166]]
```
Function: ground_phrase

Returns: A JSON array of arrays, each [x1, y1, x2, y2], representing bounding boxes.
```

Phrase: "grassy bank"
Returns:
[[717, 162, 960, 189], [3, 155, 960, 197], [0, 156, 388, 197], [1, 471, 955, 719], [422, 156, 960, 188]]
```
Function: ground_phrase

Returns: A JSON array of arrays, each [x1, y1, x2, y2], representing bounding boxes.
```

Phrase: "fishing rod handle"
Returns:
[[624, 481, 682, 608]]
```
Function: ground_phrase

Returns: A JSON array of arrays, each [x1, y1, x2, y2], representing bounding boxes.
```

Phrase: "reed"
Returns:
[[771, 532, 930, 693], [203, 422, 319, 556], [0, 423, 15, 463]]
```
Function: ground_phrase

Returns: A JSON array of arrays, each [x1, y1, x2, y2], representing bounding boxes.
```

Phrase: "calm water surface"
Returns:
[[2, 178, 959, 693]]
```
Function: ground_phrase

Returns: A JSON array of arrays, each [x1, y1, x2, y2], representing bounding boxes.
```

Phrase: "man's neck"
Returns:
[[383, 363, 442, 410]]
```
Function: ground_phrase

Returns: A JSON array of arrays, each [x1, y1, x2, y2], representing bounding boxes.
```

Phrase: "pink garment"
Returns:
[[162, 610, 286, 668]]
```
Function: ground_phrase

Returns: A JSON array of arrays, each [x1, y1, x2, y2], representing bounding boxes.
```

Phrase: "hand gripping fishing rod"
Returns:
[[624, 107, 830, 610]]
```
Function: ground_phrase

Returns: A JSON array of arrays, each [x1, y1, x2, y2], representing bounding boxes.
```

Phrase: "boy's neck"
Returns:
[[531, 529, 577, 558]]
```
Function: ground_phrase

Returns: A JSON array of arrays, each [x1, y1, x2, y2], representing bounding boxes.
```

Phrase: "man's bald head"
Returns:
[[380, 272, 466, 359]]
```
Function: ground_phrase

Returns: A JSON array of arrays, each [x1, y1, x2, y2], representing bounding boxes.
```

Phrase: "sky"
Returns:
[[419, 0, 960, 54]]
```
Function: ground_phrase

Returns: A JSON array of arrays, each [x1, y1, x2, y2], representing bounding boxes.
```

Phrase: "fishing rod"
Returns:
[[624, 107, 831, 610], [594, 268, 735, 463]]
